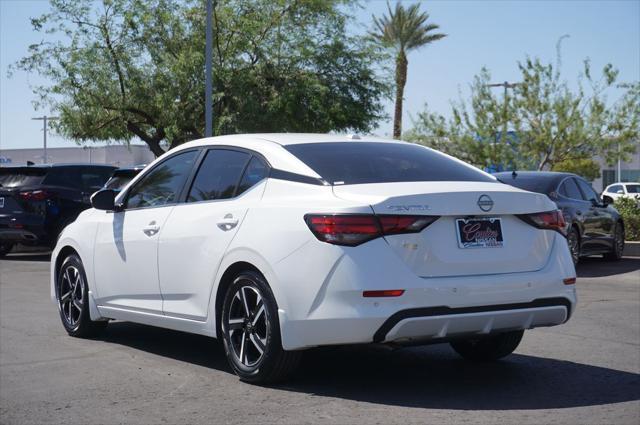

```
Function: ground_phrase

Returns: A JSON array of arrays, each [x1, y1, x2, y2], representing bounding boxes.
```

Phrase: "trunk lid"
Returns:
[[333, 182, 559, 277]]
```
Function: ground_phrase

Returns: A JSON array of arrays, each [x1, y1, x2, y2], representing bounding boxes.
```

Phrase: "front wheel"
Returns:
[[604, 222, 624, 261], [221, 271, 301, 384], [56, 254, 108, 337], [450, 330, 524, 361]]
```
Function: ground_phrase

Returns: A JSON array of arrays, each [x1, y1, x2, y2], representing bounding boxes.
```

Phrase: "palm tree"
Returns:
[[373, 2, 446, 139]]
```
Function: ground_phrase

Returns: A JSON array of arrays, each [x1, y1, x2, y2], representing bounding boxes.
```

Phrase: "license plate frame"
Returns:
[[455, 217, 504, 249]]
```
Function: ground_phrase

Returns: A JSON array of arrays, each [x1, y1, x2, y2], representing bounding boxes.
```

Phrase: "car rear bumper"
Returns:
[[274, 231, 577, 350], [0, 228, 40, 242]]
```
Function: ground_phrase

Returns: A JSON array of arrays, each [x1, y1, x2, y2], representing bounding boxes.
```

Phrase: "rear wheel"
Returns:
[[450, 330, 524, 361], [221, 271, 301, 384], [567, 227, 580, 266], [0, 242, 14, 257], [56, 254, 108, 337], [604, 222, 624, 261]]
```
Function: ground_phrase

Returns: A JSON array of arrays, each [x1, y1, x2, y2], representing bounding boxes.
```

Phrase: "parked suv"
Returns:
[[495, 171, 625, 265], [0, 164, 115, 256]]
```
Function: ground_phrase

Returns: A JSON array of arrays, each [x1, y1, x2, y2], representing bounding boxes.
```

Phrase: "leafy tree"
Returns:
[[12, 0, 389, 156], [551, 158, 601, 181], [372, 2, 445, 139], [406, 54, 639, 172]]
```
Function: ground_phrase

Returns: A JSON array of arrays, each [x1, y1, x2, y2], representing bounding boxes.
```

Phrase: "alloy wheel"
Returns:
[[568, 230, 580, 265], [225, 285, 268, 367], [58, 265, 84, 328]]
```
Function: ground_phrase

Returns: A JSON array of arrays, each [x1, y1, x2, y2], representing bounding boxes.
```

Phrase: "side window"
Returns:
[[43, 167, 82, 189], [126, 150, 199, 209], [575, 178, 599, 203], [187, 149, 250, 202], [608, 184, 623, 194], [236, 157, 269, 196], [559, 178, 583, 200], [79, 167, 114, 192]]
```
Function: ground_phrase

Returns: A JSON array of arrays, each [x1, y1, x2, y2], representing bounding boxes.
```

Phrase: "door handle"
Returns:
[[217, 214, 239, 231], [143, 221, 160, 236]]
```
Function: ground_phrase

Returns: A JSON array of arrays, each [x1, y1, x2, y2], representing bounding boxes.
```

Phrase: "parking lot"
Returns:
[[0, 253, 638, 425]]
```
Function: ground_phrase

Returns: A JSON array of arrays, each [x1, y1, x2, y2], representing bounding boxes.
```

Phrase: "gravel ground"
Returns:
[[1, 253, 638, 425]]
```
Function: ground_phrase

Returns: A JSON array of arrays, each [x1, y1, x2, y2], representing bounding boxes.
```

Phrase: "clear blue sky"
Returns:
[[1, 0, 639, 150]]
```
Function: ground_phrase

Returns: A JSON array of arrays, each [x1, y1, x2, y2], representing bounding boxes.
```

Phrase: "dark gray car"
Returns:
[[494, 171, 625, 265]]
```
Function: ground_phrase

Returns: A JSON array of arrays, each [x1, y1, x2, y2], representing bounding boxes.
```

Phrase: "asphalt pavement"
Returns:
[[1, 253, 639, 424]]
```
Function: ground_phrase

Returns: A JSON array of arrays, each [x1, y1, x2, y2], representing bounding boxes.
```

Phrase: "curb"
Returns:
[[624, 241, 640, 257]]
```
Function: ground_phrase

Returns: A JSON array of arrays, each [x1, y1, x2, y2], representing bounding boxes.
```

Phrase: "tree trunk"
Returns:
[[393, 51, 408, 139]]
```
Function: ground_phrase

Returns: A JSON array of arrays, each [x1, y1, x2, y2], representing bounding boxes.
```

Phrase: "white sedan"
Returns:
[[51, 134, 577, 383]]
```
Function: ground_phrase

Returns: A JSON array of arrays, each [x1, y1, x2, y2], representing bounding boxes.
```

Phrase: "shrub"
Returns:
[[614, 197, 640, 241]]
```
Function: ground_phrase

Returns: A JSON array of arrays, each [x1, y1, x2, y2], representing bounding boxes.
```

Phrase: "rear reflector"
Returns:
[[305, 214, 439, 246], [517, 210, 567, 236], [563, 277, 576, 285], [363, 290, 405, 297], [18, 190, 52, 201]]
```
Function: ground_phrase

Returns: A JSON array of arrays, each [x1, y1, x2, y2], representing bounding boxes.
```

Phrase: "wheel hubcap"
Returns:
[[58, 266, 84, 327], [226, 285, 268, 367], [569, 232, 579, 262]]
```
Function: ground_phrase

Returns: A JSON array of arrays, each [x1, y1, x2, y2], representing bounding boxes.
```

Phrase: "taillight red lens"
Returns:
[[363, 290, 405, 297], [305, 214, 439, 246], [18, 190, 52, 201], [518, 210, 567, 235]]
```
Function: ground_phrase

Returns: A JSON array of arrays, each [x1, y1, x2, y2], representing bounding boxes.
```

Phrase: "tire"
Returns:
[[604, 222, 624, 261], [0, 242, 14, 258], [450, 330, 524, 361], [221, 271, 301, 384], [567, 227, 580, 266], [55, 254, 108, 337]]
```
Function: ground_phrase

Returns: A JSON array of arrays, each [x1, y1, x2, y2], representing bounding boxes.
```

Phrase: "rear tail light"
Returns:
[[518, 210, 567, 236], [18, 190, 52, 201], [304, 214, 439, 246], [563, 277, 576, 285]]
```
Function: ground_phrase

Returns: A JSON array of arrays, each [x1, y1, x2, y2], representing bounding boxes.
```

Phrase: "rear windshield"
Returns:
[[284, 142, 495, 185], [0, 168, 47, 188], [494, 175, 554, 194]]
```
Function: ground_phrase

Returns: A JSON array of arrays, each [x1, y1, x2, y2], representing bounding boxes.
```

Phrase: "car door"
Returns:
[[92, 150, 200, 313], [158, 150, 269, 321], [575, 177, 614, 251]]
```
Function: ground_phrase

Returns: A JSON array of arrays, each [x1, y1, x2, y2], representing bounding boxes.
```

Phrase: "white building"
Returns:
[[0, 144, 156, 168]]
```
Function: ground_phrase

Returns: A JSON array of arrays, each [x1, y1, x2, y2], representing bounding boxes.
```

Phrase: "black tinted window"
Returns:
[[560, 178, 583, 200], [187, 149, 250, 202], [285, 142, 495, 185], [236, 157, 268, 196], [627, 184, 640, 194], [575, 178, 599, 202], [607, 185, 623, 193], [43, 166, 114, 191], [127, 150, 198, 209]]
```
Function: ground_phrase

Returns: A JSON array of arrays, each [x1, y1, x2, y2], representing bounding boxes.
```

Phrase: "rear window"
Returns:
[[496, 175, 554, 195], [0, 168, 47, 188], [284, 142, 495, 185]]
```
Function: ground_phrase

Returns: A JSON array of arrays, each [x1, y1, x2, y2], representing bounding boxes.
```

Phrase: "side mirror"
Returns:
[[91, 189, 116, 211]]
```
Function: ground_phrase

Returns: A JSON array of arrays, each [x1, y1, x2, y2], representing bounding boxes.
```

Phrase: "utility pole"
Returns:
[[484, 82, 519, 171], [205, 0, 214, 137], [31, 116, 59, 164]]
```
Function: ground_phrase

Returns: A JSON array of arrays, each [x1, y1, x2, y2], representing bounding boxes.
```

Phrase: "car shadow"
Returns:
[[99, 322, 639, 411], [577, 257, 640, 278]]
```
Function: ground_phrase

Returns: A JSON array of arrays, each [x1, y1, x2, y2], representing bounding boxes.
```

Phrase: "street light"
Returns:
[[205, 0, 214, 137], [31, 116, 59, 164]]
